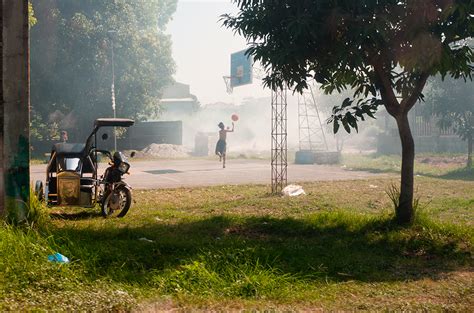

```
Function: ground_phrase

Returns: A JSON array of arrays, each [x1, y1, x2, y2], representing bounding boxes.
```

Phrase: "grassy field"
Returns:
[[342, 153, 474, 179], [1, 171, 473, 311]]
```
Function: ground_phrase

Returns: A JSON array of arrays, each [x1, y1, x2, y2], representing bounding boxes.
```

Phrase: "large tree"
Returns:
[[223, 0, 474, 224], [30, 0, 177, 140]]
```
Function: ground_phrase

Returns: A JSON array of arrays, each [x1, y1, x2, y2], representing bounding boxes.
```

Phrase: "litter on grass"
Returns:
[[139, 237, 154, 243], [48, 252, 70, 264], [282, 184, 306, 197]]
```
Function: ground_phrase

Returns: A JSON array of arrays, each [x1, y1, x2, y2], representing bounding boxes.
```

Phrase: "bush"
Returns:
[[5, 189, 50, 230]]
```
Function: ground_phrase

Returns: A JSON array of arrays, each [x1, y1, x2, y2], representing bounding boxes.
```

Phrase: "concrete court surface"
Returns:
[[30, 158, 387, 190]]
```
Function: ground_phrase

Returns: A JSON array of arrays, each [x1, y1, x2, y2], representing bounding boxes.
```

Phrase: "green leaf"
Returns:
[[342, 98, 352, 108], [333, 120, 340, 134], [342, 120, 351, 134]]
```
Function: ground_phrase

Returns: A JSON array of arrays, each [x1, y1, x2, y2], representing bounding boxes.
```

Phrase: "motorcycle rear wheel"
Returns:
[[34, 180, 44, 201], [101, 185, 131, 218]]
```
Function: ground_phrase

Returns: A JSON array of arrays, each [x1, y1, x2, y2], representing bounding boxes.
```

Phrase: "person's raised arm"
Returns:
[[227, 122, 235, 132]]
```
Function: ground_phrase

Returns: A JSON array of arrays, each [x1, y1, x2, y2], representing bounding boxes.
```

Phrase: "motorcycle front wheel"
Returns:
[[101, 185, 132, 218]]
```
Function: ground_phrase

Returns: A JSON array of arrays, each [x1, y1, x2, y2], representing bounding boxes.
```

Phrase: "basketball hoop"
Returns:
[[223, 76, 233, 94], [223, 50, 253, 95]]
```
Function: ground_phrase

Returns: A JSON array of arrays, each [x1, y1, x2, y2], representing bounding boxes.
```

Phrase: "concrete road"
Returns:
[[30, 159, 386, 190]]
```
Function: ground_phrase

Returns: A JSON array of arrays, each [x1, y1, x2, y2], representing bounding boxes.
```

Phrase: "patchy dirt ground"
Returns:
[[416, 155, 467, 167]]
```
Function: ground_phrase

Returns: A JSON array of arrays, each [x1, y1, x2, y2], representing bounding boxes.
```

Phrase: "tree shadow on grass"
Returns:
[[421, 167, 474, 181], [50, 210, 102, 220], [348, 166, 474, 182], [49, 212, 472, 288], [349, 167, 399, 174]]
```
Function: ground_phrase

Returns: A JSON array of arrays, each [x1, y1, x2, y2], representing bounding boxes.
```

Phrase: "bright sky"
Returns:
[[167, 0, 271, 104]]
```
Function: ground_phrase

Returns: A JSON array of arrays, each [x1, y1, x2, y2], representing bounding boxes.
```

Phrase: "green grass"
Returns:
[[1, 179, 473, 310], [342, 153, 472, 178], [30, 158, 48, 165]]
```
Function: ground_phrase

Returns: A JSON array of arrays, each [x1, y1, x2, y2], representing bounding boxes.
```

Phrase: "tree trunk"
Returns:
[[467, 134, 472, 168], [395, 113, 415, 224], [0, 0, 3, 216], [373, 60, 427, 225], [2, 1, 30, 222]]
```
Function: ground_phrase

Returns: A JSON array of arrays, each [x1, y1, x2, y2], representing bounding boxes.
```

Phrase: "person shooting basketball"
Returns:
[[215, 114, 238, 168]]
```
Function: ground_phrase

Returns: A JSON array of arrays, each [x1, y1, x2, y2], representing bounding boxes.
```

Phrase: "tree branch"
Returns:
[[400, 72, 429, 114], [373, 61, 400, 117]]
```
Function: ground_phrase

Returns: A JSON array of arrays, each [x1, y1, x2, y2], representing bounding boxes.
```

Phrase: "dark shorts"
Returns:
[[215, 139, 226, 155]]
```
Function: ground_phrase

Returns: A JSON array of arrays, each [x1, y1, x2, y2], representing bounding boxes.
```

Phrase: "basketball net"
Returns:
[[223, 76, 233, 94]]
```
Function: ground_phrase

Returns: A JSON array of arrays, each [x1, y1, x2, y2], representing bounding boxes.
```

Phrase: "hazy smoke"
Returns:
[[159, 88, 380, 155]]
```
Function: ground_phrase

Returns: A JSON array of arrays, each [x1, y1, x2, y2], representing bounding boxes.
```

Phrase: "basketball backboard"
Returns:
[[230, 49, 253, 88]]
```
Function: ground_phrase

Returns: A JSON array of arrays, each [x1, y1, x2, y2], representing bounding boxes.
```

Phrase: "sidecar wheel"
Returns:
[[34, 180, 44, 202], [101, 186, 131, 218]]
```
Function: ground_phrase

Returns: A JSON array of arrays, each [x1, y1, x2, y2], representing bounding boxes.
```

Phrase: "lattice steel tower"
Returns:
[[271, 88, 288, 193], [298, 85, 328, 151]]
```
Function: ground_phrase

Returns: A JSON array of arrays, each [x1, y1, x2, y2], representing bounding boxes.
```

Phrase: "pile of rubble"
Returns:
[[139, 144, 190, 158]]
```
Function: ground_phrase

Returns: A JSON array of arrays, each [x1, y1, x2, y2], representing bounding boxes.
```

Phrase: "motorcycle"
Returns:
[[36, 118, 135, 218], [98, 150, 133, 217]]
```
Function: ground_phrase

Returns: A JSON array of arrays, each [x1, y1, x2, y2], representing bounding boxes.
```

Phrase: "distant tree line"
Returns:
[[30, 0, 177, 141]]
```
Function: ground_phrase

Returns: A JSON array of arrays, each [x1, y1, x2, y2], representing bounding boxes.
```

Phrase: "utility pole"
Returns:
[[108, 30, 117, 151], [1, 0, 30, 220]]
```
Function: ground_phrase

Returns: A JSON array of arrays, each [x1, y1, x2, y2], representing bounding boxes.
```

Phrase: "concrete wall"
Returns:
[[123, 121, 182, 150]]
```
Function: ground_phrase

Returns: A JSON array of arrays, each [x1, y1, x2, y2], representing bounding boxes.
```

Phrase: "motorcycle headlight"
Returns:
[[117, 162, 130, 174]]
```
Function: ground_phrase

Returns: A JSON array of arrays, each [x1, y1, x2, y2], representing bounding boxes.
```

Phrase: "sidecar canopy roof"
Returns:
[[84, 118, 135, 155], [94, 118, 135, 128]]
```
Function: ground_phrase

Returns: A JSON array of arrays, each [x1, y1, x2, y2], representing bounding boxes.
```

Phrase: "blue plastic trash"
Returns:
[[48, 252, 70, 263]]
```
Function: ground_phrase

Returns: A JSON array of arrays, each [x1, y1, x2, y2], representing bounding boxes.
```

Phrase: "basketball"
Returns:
[[231, 114, 239, 122]]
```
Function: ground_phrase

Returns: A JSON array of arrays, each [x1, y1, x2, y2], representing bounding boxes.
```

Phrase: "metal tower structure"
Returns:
[[298, 85, 328, 151], [271, 88, 288, 193], [224, 50, 288, 194]]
